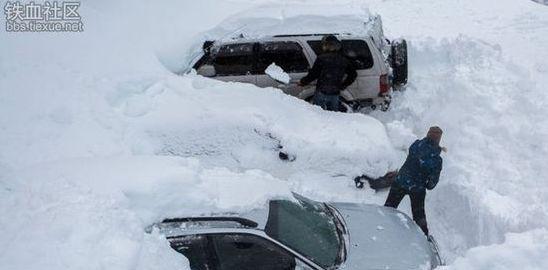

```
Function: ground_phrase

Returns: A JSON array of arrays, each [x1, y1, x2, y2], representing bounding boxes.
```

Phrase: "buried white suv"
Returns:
[[149, 193, 442, 270], [185, 14, 407, 112]]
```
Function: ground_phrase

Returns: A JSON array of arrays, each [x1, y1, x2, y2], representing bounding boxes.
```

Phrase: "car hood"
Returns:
[[329, 203, 438, 270]]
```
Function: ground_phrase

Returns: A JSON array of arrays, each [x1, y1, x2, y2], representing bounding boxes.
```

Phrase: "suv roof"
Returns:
[[213, 5, 380, 39]]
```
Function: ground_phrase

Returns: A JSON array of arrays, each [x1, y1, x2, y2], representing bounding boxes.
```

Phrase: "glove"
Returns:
[[426, 180, 436, 190], [354, 176, 365, 189]]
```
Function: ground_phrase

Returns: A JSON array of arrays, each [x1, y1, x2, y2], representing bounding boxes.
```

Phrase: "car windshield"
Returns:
[[265, 193, 341, 269]]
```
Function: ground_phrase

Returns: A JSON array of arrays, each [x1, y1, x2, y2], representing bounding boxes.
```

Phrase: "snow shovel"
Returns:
[[354, 171, 397, 191], [265, 63, 291, 85]]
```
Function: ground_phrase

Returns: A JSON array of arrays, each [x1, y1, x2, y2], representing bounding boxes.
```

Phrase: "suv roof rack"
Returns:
[[272, 33, 340, 37], [272, 32, 352, 37], [161, 217, 259, 228]]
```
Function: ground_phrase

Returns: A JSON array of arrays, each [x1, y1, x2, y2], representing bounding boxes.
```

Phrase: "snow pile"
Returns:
[[0, 155, 294, 269], [209, 3, 376, 38], [376, 36, 548, 258], [115, 73, 397, 180], [0, 57, 397, 269], [0, 160, 189, 270], [439, 229, 548, 270], [0, 1, 397, 269], [265, 63, 290, 84], [367, 0, 548, 263]]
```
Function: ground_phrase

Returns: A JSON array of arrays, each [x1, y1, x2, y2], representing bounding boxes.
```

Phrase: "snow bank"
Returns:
[[0, 155, 293, 269], [0, 1, 398, 269], [368, 0, 548, 264], [0, 162, 188, 270], [112, 72, 398, 180], [376, 35, 548, 257], [439, 229, 548, 270]]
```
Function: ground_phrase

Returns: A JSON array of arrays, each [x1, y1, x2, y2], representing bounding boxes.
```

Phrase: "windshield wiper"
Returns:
[[325, 203, 347, 266]]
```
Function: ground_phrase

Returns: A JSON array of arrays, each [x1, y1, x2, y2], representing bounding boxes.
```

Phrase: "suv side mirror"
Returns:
[[197, 65, 216, 77]]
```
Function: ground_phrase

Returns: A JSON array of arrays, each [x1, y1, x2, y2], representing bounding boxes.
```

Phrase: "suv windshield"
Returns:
[[265, 193, 342, 269]]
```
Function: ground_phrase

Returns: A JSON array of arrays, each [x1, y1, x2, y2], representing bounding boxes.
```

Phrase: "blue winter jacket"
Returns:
[[395, 137, 443, 192]]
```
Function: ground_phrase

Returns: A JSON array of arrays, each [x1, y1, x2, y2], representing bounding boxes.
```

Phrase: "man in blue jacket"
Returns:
[[384, 126, 444, 236]]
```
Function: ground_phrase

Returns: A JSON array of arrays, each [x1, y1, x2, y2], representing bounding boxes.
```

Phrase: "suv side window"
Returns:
[[170, 235, 212, 270], [211, 234, 296, 270], [258, 42, 309, 74], [306, 40, 323, 57], [213, 43, 256, 76], [306, 39, 374, 69], [341, 40, 374, 69]]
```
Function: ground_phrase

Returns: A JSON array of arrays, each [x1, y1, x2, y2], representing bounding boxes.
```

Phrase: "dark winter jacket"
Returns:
[[300, 52, 357, 95], [395, 137, 443, 192]]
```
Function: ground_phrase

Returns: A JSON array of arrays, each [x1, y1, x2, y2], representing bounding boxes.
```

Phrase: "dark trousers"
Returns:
[[384, 183, 429, 235], [313, 92, 340, 111]]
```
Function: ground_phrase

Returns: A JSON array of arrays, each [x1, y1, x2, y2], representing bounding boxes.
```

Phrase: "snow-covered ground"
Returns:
[[1, 0, 547, 269]]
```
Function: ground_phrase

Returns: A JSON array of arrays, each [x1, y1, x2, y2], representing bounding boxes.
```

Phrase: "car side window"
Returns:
[[306, 39, 374, 70], [341, 40, 374, 69], [170, 235, 212, 270], [211, 234, 296, 270], [213, 43, 256, 76], [258, 42, 309, 74], [306, 40, 323, 56]]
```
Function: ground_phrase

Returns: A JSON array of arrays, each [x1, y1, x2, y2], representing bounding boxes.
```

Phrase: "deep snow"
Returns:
[[1, 0, 548, 269]]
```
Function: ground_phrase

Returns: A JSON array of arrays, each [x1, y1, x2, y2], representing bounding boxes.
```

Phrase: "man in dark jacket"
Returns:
[[384, 126, 444, 236], [298, 35, 357, 111]]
